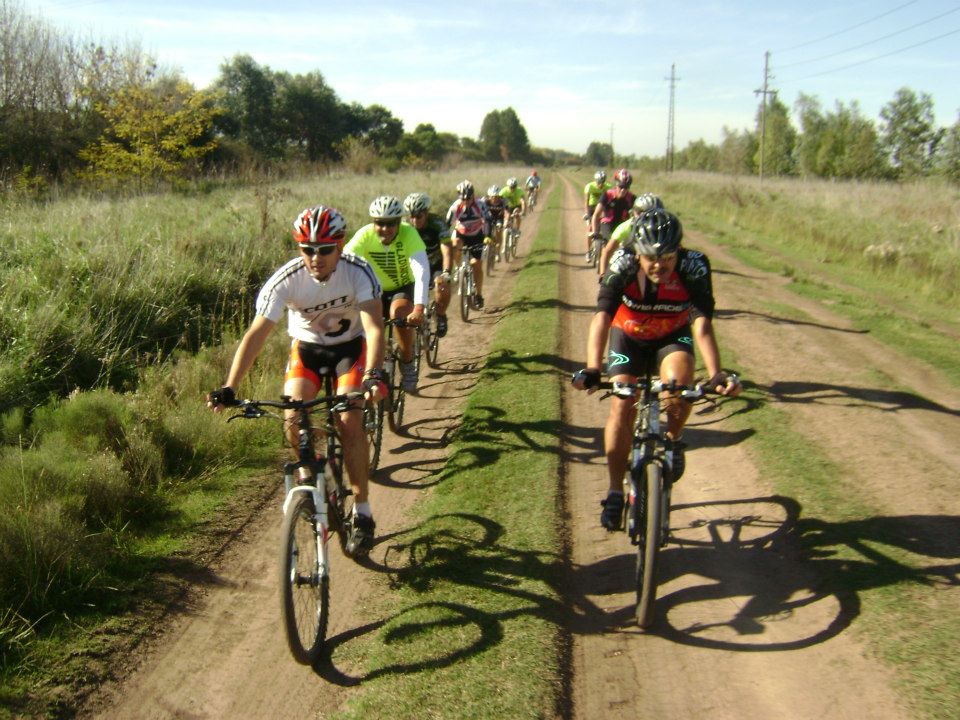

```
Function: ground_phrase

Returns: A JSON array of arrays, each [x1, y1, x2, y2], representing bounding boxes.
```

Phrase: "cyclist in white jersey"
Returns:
[[207, 206, 386, 556]]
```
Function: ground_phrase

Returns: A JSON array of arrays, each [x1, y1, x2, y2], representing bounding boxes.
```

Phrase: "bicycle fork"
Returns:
[[283, 462, 331, 581]]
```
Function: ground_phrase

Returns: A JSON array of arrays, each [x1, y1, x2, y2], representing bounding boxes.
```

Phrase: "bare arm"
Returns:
[[208, 315, 276, 411], [691, 315, 741, 396], [359, 298, 385, 372]]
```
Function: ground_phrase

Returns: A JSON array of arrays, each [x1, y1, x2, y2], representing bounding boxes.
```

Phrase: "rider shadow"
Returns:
[[714, 307, 869, 335], [755, 380, 960, 419], [580, 495, 960, 651]]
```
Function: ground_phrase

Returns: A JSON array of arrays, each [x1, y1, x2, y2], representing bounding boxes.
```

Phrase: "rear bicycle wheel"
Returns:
[[635, 462, 664, 628], [279, 492, 328, 664]]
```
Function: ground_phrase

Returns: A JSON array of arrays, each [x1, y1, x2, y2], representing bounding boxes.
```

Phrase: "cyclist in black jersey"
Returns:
[[404, 192, 452, 337]]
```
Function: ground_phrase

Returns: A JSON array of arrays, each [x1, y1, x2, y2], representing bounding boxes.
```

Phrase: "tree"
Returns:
[[794, 93, 826, 177], [478, 107, 531, 162], [879, 87, 939, 178], [584, 141, 613, 167], [719, 126, 756, 175], [937, 112, 960, 183], [213, 54, 282, 158], [754, 95, 796, 175], [478, 109, 504, 161], [275, 70, 342, 162], [79, 77, 219, 191]]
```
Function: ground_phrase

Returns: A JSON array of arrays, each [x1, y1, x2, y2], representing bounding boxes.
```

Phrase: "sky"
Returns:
[[25, 0, 960, 158]]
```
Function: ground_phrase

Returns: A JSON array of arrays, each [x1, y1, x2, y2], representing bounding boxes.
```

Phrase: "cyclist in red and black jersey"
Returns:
[[479, 184, 509, 260], [445, 180, 489, 309], [591, 168, 636, 274], [572, 209, 741, 530]]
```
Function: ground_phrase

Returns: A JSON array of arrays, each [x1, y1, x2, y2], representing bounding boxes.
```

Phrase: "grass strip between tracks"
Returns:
[[334, 189, 565, 719]]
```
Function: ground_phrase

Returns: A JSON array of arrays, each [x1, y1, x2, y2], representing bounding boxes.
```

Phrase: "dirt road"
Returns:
[[78, 177, 960, 719], [558, 173, 960, 719]]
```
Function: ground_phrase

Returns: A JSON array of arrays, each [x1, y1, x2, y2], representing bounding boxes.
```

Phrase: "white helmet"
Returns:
[[507, 177, 518, 189], [633, 193, 664, 214], [456, 180, 475, 199], [487, 184, 501, 196], [368, 195, 404, 220], [403, 192, 431, 215]]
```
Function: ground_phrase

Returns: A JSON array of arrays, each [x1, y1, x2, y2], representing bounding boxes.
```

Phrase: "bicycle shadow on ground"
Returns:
[[714, 307, 869, 335], [755, 379, 960, 418], [572, 495, 960, 651]]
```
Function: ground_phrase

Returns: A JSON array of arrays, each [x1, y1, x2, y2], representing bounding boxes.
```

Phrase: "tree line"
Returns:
[[0, 0, 548, 194]]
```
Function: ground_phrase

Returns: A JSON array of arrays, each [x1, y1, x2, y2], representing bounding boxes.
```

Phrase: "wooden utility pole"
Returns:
[[754, 51, 776, 183], [665, 64, 678, 172]]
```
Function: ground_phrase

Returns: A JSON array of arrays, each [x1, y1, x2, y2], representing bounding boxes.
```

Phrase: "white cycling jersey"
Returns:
[[256, 253, 381, 345], [525, 176, 541, 189]]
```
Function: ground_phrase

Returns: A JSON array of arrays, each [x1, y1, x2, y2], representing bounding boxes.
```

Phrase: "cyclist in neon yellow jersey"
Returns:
[[344, 196, 429, 393], [583, 170, 611, 262], [499, 177, 526, 238]]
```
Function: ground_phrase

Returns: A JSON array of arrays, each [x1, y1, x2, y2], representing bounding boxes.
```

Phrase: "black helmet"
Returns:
[[632, 209, 682, 256]]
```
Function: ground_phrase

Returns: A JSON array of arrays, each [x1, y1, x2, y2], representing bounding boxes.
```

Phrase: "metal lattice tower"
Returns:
[[665, 64, 678, 172]]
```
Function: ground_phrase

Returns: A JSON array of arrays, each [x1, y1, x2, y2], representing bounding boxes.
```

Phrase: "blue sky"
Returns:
[[27, 0, 960, 157]]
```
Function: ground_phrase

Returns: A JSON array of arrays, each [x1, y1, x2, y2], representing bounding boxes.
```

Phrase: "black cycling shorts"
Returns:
[[382, 282, 415, 317], [606, 325, 694, 377], [458, 232, 485, 260]]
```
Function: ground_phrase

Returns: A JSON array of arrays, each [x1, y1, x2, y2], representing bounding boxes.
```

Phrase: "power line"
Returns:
[[781, 27, 960, 84], [778, 0, 920, 52], [777, 5, 960, 70]]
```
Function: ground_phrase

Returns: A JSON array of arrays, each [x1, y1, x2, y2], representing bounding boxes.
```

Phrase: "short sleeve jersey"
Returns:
[[598, 187, 636, 226], [414, 214, 450, 269], [255, 254, 381, 345], [500, 186, 524, 209], [344, 222, 427, 292], [584, 180, 612, 206], [597, 248, 715, 342]]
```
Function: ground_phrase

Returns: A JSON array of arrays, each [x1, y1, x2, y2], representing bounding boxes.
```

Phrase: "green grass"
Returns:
[[332, 185, 565, 720]]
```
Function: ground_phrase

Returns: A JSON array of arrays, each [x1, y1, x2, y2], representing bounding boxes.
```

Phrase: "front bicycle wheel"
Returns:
[[279, 492, 328, 664], [635, 461, 664, 628], [364, 399, 384, 473], [426, 302, 440, 367], [387, 355, 406, 433], [592, 237, 603, 269], [484, 242, 495, 276], [459, 272, 471, 322]]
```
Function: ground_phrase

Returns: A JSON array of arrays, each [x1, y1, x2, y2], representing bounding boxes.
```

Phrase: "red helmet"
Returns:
[[293, 206, 347, 245], [531, 169, 538, 176], [614, 168, 632, 188]]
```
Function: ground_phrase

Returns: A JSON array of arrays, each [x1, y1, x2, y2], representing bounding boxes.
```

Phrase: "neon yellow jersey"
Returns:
[[610, 217, 634, 248], [500, 186, 524, 209], [584, 181, 611, 206], [343, 222, 426, 292]]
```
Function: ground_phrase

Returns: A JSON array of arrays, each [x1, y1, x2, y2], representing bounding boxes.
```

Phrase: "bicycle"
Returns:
[[456, 252, 480, 322], [597, 373, 719, 627], [526, 186, 539, 209], [503, 210, 521, 262], [227, 383, 362, 664], [383, 317, 418, 432], [483, 235, 496, 277], [587, 232, 604, 270], [420, 299, 441, 368]]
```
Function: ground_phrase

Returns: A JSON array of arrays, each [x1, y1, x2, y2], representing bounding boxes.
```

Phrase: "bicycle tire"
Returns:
[[364, 399, 383, 473], [635, 461, 663, 628], [279, 492, 328, 664], [592, 237, 603, 269], [426, 302, 440, 367], [459, 271, 471, 322], [484, 242, 495, 276], [386, 352, 406, 432]]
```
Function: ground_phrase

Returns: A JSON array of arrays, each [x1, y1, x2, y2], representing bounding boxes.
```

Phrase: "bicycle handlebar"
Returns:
[[227, 392, 365, 421], [596, 377, 739, 402]]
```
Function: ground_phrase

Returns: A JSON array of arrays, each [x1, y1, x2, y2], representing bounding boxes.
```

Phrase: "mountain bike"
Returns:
[[456, 254, 480, 322], [483, 236, 496, 277], [587, 232, 604, 269], [526, 186, 539, 209], [503, 210, 521, 262], [598, 374, 715, 627], [384, 317, 418, 432], [421, 299, 441, 368], [227, 382, 362, 664]]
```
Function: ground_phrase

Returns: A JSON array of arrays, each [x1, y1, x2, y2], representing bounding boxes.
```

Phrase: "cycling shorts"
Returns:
[[606, 326, 694, 378], [459, 233, 485, 260], [382, 282, 415, 316], [286, 336, 366, 391]]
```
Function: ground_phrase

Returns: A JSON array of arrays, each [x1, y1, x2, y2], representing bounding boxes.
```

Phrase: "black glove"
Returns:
[[363, 369, 387, 395], [708, 372, 732, 391], [572, 368, 601, 389], [209, 386, 237, 406]]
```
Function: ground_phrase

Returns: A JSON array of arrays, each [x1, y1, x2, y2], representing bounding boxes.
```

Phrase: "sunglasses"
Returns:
[[299, 244, 338, 257], [374, 219, 400, 228], [409, 212, 426, 220]]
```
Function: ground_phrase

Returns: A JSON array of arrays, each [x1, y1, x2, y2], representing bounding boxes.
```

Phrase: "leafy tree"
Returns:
[[879, 87, 939, 178], [937, 112, 960, 183], [817, 101, 886, 179], [677, 139, 719, 171], [754, 95, 796, 175], [213, 54, 282, 158], [584, 141, 613, 167], [794, 93, 826, 177], [719, 126, 756, 175], [79, 78, 219, 191], [275, 70, 341, 162], [478, 107, 531, 162]]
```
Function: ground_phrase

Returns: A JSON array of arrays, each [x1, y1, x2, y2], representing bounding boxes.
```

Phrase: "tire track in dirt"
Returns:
[[78, 208, 545, 719], [556, 173, 914, 720]]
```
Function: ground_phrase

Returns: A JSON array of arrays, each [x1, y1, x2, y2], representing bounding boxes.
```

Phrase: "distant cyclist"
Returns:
[[598, 192, 664, 275], [207, 205, 386, 556], [572, 209, 741, 530], [590, 168, 635, 273], [525, 170, 542, 207], [404, 192, 452, 338], [445, 180, 489, 309], [345, 196, 430, 393], [583, 169, 611, 262], [479, 184, 509, 261], [500, 177, 526, 238]]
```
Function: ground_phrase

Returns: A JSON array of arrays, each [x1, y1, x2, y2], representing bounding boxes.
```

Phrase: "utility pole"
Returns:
[[754, 51, 777, 183], [610, 123, 615, 167], [665, 63, 679, 172]]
